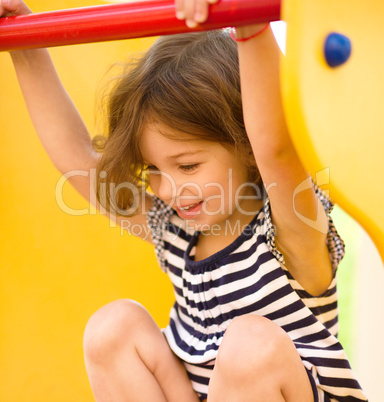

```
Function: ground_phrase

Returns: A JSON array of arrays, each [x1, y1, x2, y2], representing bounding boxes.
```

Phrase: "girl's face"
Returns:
[[140, 125, 262, 233]]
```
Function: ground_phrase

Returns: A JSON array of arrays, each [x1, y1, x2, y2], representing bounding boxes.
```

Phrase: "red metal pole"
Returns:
[[0, 0, 280, 51]]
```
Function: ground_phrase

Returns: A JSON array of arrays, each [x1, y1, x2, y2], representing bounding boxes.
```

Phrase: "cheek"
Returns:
[[147, 175, 160, 194], [202, 181, 229, 206], [203, 173, 247, 205]]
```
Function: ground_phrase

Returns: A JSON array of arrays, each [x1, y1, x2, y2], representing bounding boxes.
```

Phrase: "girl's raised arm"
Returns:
[[2, 0, 99, 199], [11, 48, 100, 196], [2, 0, 152, 240], [236, 25, 333, 295], [175, 0, 334, 295]]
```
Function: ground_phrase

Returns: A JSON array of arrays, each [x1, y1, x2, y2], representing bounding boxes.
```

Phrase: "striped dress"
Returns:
[[147, 188, 367, 401]]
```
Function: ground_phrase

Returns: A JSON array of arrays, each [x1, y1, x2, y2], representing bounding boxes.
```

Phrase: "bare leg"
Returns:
[[83, 299, 199, 402], [207, 315, 314, 402]]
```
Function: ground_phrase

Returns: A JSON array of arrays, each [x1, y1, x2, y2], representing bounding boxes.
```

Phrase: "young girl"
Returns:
[[2, 0, 367, 400]]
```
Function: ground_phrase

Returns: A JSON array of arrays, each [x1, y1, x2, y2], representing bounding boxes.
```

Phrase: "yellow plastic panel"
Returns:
[[0, 1, 174, 400], [281, 0, 384, 262]]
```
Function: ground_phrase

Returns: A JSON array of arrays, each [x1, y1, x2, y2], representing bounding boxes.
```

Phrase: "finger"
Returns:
[[17, 0, 32, 15], [175, 0, 186, 20], [0, 0, 11, 16], [0, 0, 30, 16], [1, 0, 19, 14], [193, 0, 209, 23], [184, 0, 197, 27]]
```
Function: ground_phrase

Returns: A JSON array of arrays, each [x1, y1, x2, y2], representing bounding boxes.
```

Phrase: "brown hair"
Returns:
[[95, 30, 260, 216]]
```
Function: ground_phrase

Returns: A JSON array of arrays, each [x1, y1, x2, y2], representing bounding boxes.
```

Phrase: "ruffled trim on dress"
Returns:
[[146, 195, 173, 272]]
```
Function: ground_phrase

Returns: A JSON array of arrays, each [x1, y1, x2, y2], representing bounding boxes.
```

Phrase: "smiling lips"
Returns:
[[175, 201, 203, 219]]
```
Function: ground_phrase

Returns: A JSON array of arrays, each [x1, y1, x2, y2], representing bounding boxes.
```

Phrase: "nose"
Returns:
[[150, 170, 177, 204]]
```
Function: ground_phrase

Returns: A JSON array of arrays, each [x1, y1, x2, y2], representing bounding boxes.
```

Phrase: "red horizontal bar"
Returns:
[[0, 0, 280, 51]]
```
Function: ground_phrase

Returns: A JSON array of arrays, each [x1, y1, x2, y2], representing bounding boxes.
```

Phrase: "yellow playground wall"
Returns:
[[0, 1, 174, 400]]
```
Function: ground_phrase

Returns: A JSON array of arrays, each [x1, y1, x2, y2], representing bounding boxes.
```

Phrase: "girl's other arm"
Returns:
[[2, 0, 99, 199], [236, 25, 332, 295], [2, 0, 152, 241], [11, 48, 99, 197]]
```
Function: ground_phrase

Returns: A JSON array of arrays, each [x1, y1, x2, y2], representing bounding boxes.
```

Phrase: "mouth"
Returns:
[[175, 201, 203, 218]]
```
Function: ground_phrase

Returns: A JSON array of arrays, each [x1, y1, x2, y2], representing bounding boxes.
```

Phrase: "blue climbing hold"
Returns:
[[324, 32, 352, 68]]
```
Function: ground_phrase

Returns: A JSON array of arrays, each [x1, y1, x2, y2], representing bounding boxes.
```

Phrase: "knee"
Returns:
[[216, 315, 291, 377], [83, 299, 146, 364]]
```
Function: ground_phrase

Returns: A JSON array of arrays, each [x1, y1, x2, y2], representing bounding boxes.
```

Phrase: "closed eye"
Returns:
[[180, 164, 198, 172]]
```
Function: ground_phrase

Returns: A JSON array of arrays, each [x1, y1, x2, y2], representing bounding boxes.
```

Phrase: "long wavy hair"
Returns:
[[95, 30, 260, 216]]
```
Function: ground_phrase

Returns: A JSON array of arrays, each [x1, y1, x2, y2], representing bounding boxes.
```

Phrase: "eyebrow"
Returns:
[[166, 150, 205, 160]]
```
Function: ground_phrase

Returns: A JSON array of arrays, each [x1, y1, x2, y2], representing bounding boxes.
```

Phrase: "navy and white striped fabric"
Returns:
[[147, 188, 367, 401]]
